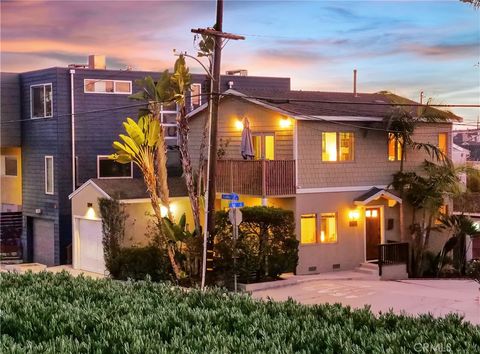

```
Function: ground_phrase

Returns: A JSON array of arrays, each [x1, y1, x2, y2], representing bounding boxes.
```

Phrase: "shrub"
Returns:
[[98, 198, 126, 273], [467, 259, 480, 284], [1, 272, 479, 353], [214, 206, 298, 284], [109, 246, 172, 282]]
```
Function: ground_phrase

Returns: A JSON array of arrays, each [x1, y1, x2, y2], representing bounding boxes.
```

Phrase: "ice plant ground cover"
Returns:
[[1, 272, 479, 353]]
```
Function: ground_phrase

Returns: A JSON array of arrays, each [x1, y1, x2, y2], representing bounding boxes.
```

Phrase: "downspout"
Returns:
[[70, 69, 76, 191]]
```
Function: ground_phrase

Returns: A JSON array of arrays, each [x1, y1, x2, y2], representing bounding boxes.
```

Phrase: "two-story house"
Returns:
[[186, 88, 458, 275], [1, 55, 291, 266]]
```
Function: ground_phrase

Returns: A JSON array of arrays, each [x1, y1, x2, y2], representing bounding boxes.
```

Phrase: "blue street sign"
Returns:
[[229, 202, 244, 208], [222, 193, 239, 200]]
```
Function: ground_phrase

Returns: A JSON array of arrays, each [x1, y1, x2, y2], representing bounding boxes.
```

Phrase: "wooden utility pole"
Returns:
[[192, 0, 244, 289]]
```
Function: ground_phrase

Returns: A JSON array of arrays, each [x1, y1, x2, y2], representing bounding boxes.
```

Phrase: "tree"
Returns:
[[384, 101, 452, 242], [439, 214, 479, 275], [461, 0, 480, 9], [109, 116, 184, 279], [391, 160, 460, 276]]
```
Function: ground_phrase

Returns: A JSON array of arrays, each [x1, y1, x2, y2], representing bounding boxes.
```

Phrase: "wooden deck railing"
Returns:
[[216, 159, 296, 196], [378, 242, 409, 276]]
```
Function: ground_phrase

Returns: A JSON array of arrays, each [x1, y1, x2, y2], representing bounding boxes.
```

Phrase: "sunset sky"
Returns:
[[1, 0, 479, 124]]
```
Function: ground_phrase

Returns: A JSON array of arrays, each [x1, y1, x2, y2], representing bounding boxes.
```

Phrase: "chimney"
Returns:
[[353, 69, 358, 97], [88, 55, 106, 70]]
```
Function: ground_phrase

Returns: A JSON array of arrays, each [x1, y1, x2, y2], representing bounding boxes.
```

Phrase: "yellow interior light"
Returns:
[[366, 210, 371, 218], [372, 210, 378, 218], [279, 117, 291, 128], [235, 120, 244, 130], [320, 231, 325, 242]]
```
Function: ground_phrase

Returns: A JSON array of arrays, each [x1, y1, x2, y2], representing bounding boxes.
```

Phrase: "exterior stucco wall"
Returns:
[[188, 97, 294, 166], [1, 147, 22, 209], [295, 191, 368, 274], [71, 186, 194, 249], [297, 121, 452, 189]]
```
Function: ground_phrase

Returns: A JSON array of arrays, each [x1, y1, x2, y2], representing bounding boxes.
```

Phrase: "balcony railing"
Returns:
[[378, 242, 409, 276], [216, 159, 296, 197]]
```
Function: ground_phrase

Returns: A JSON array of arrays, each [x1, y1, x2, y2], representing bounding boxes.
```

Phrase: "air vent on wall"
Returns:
[[308, 266, 317, 272], [332, 264, 341, 270]]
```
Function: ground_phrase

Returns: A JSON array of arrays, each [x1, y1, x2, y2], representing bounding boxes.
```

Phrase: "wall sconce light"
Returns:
[[348, 209, 360, 227], [279, 117, 291, 128], [235, 119, 244, 130], [86, 202, 96, 219]]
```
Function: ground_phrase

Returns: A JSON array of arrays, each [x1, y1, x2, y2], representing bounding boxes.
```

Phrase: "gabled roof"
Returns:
[[187, 88, 461, 122], [354, 187, 402, 205], [69, 177, 188, 200]]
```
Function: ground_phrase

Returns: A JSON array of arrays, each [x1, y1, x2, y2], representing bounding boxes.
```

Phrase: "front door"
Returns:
[[365, 207, 381, 261]]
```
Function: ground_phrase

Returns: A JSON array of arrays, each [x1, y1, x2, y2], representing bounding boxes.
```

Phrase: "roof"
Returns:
[[187, 88, 461, 122], [354, 187, 402, 205], [69, 177, 188, 200]]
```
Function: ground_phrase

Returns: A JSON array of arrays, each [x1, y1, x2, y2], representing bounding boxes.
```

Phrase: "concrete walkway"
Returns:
[[252, 275, 480, 325], [1, 263, 105, 280]]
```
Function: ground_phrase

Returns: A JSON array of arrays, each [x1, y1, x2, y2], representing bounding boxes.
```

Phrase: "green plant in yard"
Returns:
[[1, 272, 479, 353], [110, 115, 184, 279], [214, 206, 298, 284], [466, 259, 480, 284], [438, 214, 480, 275], [98, 198, 126, 274], [109, 246, 172, 282]]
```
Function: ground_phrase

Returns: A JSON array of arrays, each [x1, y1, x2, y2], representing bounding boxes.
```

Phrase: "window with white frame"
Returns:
[[84, 79, 132, 94], [1, 156, 18, 177], [190, 83, 202, 109], [31, 84, 52, 118], [321, 132, 354, 162], [97, 156, 133, 178], [45, 156, 54, 195]]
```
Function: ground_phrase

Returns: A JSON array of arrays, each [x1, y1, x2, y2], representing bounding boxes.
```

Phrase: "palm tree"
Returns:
[[383, 96, 456, 242], [110, 116, 183, 279]]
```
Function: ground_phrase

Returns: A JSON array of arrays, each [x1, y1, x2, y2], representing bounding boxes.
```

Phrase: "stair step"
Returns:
[[359, 262, 378, 270], [354, 268, 377, 275]]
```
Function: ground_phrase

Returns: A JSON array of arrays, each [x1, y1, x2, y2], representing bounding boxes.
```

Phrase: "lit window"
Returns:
[[84, 80, 132, 94], [301, 214, 317, 244], [97, 156, 132, 178], [320, 213, 337, 243], [252, 133, 275, 160], [388, 133, 402, 161], [322, 132, 354, 162], [45, 156, 54, 195], [438, 133, 448, 156], [190, 83, 202, 108], [31, 84, 52, 118], [2, 157, 17, 177]]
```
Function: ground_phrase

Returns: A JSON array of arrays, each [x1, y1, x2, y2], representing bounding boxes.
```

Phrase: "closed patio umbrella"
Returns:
[[240, 117, 254, 160]]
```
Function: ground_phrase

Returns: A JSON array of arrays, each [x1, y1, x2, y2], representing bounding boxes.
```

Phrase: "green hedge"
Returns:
[[1, 272, 479, 353], [108, 246, 172, 282]]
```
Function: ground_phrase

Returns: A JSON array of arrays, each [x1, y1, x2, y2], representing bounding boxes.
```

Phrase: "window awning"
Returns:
[[354, 187, 402, 206]]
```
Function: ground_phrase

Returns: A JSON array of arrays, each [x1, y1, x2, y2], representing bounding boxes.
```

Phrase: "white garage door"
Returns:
[[77, 219, 105, 274]]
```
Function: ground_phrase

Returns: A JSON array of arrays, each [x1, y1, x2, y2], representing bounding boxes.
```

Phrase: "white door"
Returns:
[[77, 219, 105, 274]]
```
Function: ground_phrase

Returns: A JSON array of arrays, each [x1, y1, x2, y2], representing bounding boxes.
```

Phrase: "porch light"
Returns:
[[279, 117, 291, 128], [86, 203, 96, 220], [348, 209, 360, 227], [235, 119, 244, 130]]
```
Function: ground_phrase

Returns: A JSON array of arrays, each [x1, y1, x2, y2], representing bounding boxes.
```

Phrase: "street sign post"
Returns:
[[229, 201, 244, 208], [221, 193, 239, 200], [228, 206, 243, 292]]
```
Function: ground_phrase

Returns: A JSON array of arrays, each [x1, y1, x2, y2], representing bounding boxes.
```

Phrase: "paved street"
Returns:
[[253, 278, 480, 325]]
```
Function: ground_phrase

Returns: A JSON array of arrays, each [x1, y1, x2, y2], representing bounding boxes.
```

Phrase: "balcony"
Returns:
[[216, 159, 296, 197]]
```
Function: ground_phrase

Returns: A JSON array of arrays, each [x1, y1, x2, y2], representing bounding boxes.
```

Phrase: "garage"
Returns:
[[33, 218, 55, 266], [75, 218, 105, 274]]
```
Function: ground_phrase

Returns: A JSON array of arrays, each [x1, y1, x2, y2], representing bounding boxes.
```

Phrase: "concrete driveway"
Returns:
[[252, 277, 480, 325]]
